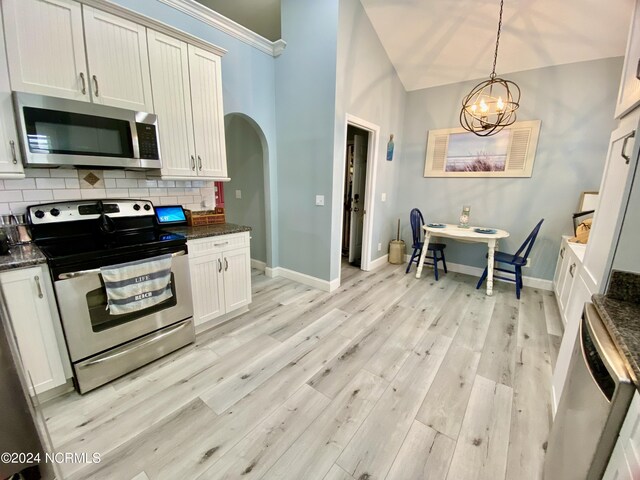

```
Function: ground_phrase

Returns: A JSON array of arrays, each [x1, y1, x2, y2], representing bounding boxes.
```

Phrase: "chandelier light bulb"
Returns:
[[480, 99, 489, 113], [496, 96, 504, 111]]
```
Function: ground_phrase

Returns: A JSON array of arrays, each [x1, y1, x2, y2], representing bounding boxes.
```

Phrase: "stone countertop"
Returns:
[[166, 223, 251, 240], [593, 270, 640, 388], [0, 243, 47, 272]]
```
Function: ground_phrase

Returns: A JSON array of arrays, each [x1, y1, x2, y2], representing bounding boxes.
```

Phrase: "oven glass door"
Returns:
[[54, 253, 193, 362], [23, 106, 134, 158]]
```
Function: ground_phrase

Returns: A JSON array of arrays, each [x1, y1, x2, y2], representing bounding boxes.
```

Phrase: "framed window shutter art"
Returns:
[[424, 120, 541, 178]]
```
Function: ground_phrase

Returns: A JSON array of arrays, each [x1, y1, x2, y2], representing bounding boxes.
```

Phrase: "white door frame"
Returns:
[[342, 114, 379, 272]]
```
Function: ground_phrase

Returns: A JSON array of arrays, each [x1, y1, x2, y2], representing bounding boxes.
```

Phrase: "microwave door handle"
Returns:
[[57, 250, 186, 279]]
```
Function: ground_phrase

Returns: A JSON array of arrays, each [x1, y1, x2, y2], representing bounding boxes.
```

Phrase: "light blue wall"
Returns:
[[397, 58, 623, 280], [275, 0, 339, 280], [109, 0, 279, 267], [224, 115, 268, 263], [331, 0, 407, 280]]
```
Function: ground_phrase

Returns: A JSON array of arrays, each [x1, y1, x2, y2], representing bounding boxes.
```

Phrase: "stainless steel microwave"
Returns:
[[13, 92, 161, 169]]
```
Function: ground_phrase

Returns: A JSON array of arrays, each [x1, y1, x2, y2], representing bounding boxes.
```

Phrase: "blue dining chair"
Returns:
[[476, 219, 544, 299], [405, 208, 447, 280]]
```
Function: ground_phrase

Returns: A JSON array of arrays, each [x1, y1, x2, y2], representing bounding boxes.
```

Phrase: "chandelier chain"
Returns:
[[491, 0, 505, 79]]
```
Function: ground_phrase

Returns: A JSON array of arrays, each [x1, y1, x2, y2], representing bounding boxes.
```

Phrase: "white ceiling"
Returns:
[[359, 0, 635, 91]]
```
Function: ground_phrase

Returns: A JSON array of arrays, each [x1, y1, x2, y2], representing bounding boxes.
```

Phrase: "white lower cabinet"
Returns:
[[0, 265, 68, 395], [552, 236, 587, 324], [188, 232, 251, 328], [604, 391, 640, 479]]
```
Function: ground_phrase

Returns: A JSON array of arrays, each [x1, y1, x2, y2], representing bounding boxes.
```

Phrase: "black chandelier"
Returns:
[[459, 0, 520, 137]]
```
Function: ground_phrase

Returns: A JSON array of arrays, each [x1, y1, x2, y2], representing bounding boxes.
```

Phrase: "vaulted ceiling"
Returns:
[[193, 0, 633, 92]]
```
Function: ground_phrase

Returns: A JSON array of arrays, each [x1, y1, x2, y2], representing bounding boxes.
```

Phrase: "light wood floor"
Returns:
[[42, 262, 563, 480]]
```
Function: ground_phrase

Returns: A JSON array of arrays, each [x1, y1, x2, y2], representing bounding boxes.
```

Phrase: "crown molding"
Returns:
[[82, 0, 227, 56], [157, 0, 287, 57]]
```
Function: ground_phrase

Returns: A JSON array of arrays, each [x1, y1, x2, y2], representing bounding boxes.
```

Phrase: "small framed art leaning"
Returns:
[[423, 120, 541, 178]]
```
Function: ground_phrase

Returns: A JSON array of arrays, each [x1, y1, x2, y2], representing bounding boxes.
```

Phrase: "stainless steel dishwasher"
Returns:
[[544, 302, 634, 480]]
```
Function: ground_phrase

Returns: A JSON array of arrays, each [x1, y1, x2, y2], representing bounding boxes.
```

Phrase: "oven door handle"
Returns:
[[57, 250, 186, 280], [79, 320, 191, 367]]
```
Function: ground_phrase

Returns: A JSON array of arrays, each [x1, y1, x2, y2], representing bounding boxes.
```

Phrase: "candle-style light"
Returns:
[[459, 0, 520, 137]]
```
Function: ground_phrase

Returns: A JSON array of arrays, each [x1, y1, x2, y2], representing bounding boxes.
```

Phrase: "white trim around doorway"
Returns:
[[342, 114, 380, 273]]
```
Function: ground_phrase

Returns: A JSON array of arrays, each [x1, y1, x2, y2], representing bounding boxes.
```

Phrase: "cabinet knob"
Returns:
[[569, 263, 576, 277], [560, 247, 565, 259], [224, 258, 229, 271], [198, 155, 203, 171], [190, 155, 196, 171], [217, 258, 222, 273]]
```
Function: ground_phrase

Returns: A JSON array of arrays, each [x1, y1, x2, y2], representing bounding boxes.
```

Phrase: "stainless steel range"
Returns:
[[27, 199, 194, 394]]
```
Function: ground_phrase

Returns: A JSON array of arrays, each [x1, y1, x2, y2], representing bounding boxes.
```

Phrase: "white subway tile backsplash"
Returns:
[[24, 169, 49, 178], [1, 168, 212, 210], [138, 179, 157, 188], [49, 170, 79, 178], [0, 190, 23, 202], [80, 189, 106, 199], [36, 178, 67, 189], [102, 170, 126, 179], [23, 189, 53, 201], [128, 188, 149, 197], [65, 178, 81, 189], [105, 189, 130, 198], [125, 171, 146, 179], [53, 189, 82, 200], [159, 196, 178, 205], [0, 203, 9, 214], [116, 179, 139, 188], [4, 179, 35, 189]]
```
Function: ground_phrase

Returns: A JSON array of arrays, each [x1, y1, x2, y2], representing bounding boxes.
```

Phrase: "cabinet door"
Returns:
[[189, 253, 225, 326], [583, 120, 639, 292], [148, 30, 197, 178], [83, 6, 153, 112], [0, 267, 66, 395], [552, 271, 593, 414], [615, 0, 640, 119], [188, 45, 228, 179], [603, 441, 634, 480], [223, 247, 251, 312], [3, 0, 89, 101], [0, 11, 24, 179], [553, 240, 569, 299], [559, 254, 579, 315]]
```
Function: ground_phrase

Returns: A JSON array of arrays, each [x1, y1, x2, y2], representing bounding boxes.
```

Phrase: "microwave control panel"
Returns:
[[136, 123, 160, 160]]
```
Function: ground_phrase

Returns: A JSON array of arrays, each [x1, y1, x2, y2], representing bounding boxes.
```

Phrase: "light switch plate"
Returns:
[[381, 193, 387, 202], [235, 190, 242, 199], [315, 195, 325, 206]]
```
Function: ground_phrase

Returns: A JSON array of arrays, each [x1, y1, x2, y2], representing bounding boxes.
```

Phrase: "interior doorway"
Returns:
[[342, 125, 370, 269]]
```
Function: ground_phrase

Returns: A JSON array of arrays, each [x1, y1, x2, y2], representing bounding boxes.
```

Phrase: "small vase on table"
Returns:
[[458, 205, 471, 228]]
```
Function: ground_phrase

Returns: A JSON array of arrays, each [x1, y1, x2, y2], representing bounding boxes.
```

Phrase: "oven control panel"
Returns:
[[28, 199, 155, 225]]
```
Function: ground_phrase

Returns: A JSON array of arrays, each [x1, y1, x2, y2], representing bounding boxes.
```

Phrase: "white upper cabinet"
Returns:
[[148, 30, 196, 177], [0, 7, 24, 178], [148, 31, 228, 180], [188, 45, 228, 179], [583, 113, 640, 291], [3, 0, 88, 102], [616, 0, 640, 119], [83, 6, 153, 112], [3, 0, 153, 112]]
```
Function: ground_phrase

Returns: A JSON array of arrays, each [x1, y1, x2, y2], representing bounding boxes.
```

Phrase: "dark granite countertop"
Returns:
[[593, 271, 640, 388], [0, 243, 47, 272], [166, 223, 251, 240]]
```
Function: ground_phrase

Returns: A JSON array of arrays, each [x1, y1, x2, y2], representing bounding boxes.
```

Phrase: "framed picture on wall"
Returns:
[[423, 120, 541, 178]]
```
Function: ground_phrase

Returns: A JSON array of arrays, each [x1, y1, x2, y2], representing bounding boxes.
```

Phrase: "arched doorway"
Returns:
[[224, 113, 269, 269]]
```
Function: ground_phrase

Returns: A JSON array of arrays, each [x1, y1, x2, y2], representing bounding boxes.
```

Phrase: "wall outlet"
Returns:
[[378, 242, 382, 251], [235, 189, 242, 199], [315, 195, 325, 206], [381, 193, 387, 202]]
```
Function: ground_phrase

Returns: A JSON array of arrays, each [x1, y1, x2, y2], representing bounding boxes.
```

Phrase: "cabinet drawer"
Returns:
[[188, 232, 249, 258]]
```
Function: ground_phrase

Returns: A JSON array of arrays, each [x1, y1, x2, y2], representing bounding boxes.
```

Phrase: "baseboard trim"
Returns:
[[265, 266, 334, 292], [369, 254, 389, 271], [250, 259, 266, 271], [404, 255, 553, 291]]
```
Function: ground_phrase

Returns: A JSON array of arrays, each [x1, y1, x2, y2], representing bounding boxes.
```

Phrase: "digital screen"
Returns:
[[155, 206, 186, 224]]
